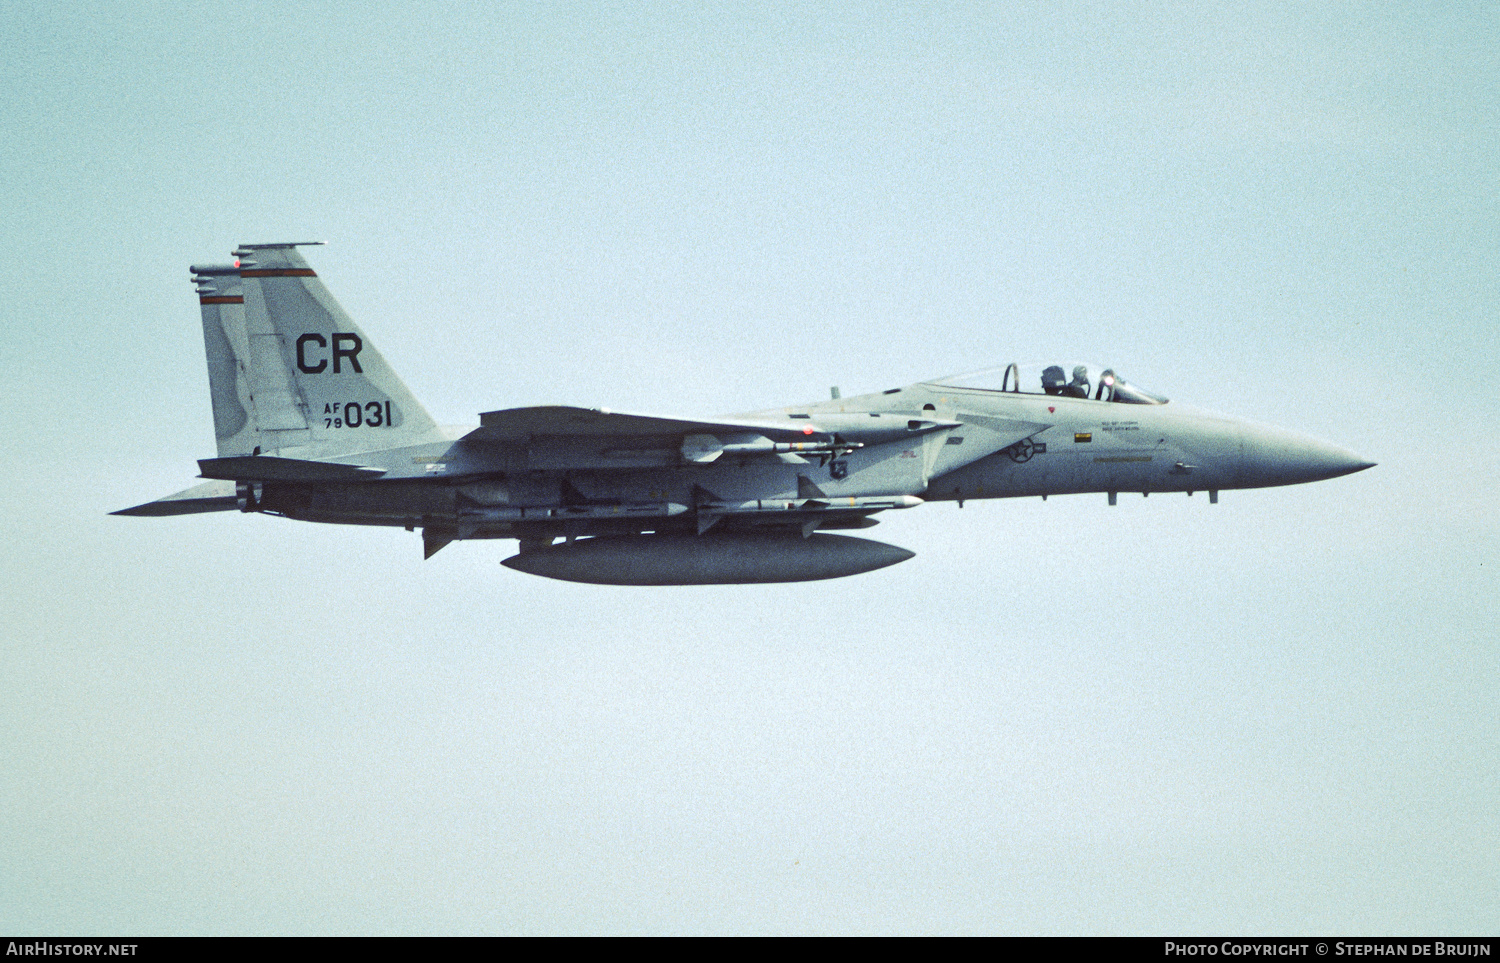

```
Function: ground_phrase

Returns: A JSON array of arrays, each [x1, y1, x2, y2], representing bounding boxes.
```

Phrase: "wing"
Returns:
[[196, 455, 388, 482], [463, 405, 849, 467], [468, 406, 819, 443]]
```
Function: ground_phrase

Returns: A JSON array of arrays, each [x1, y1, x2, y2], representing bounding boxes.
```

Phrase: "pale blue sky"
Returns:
[[2, 1, 1496, 934]]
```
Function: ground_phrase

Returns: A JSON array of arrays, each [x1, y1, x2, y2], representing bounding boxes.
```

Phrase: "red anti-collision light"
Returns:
[[803, 426, 814, 435]]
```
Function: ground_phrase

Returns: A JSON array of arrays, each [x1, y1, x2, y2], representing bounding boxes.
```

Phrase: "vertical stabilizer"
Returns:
[[193, 264, 263, 456], [207, 243, 442, 456]]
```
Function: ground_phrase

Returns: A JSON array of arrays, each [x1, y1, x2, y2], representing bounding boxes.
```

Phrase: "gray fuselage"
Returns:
[[253, 378, 1370, 543]]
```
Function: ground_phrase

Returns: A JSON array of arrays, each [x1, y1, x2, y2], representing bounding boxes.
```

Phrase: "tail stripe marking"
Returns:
[[240, 268, 317, 278], [199, 295, 244, 304]]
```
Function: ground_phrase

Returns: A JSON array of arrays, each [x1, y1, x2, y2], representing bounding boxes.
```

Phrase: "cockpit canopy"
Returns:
[[931, 362, 1168, 405]]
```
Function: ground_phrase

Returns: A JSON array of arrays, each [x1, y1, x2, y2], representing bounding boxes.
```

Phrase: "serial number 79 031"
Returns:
[[323, 401, 392, 429]]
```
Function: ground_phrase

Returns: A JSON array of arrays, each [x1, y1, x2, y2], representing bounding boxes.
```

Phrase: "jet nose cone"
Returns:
[[1240, 424, 1375, 487]]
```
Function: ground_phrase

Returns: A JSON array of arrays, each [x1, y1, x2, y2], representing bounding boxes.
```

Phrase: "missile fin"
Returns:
[[423, 527, 455, 559]]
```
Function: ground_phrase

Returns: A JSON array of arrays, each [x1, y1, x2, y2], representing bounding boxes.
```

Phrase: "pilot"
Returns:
[[1041, 365, 1067, 395], [1062, 365, 1091, 398]]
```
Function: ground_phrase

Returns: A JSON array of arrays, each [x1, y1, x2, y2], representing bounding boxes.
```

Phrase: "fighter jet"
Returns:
[[116, 243, 1374, 585]]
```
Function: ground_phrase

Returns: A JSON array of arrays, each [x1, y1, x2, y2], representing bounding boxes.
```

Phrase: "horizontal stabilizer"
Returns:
[[112, 480, 238, 516], [197, 456, 387, 482]]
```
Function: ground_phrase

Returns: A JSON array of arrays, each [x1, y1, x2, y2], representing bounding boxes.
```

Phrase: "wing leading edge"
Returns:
[[470, 406, 827, 442]]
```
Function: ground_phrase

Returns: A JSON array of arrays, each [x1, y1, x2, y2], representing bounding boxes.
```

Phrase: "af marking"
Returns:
[[321, 400, 392, 428]]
